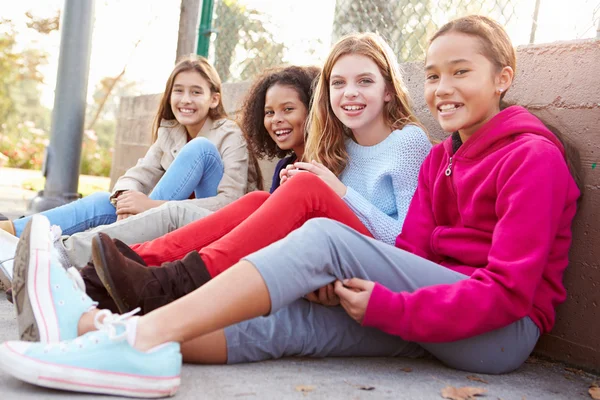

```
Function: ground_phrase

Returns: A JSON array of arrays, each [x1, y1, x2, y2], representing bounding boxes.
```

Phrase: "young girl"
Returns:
[[76, 32, 431, 316], [0, 31, 456, 396], [0, 56, 252, 285]]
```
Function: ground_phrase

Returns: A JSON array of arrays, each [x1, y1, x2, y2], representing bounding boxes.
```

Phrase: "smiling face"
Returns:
[[329, 54, 392, 142], [424, 32, 512, 141], [170, 70, 220, 137], [263, 84, 308, 157]]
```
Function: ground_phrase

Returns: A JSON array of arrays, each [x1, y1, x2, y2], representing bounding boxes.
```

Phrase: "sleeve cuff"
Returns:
[[362, 283, 404, 331]]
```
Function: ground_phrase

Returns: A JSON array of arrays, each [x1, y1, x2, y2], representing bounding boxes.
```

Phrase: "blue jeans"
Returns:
[[14, 137, 224, 237]]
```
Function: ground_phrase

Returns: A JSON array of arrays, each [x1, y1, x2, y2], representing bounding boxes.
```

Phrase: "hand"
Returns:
[[334, 278, 376, 324], [279, 164, 296, 186], [116, 213, 134, 221], [115, 191, 165, 216], [304, 283, 340, 306], [288, 160, 347, 197]]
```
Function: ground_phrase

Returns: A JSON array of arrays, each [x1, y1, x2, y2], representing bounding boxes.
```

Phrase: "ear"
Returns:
[[384, 90, 392, 103], [496, 66, 514, 93], [210, 92, 221, 109]]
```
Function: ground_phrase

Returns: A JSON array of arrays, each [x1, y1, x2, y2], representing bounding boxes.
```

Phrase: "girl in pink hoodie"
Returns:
[[0, 16, 582, 396]]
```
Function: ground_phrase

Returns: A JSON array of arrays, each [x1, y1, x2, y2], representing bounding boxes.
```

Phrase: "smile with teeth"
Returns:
[[179, 108, 196, 114], [342, 105, 365, 111], [275, 129, 292, 136], [437, 103, 462, 112]]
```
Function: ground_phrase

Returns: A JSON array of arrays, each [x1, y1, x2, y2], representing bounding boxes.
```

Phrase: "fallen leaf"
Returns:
[[358, 385, 375, 391], [565, 367, 585, 376], [441, 386, 487, 400], [589, 387, 600, 399], [467, 375, 489, 384], [402, 367, 413, 372], [295, 385, 315, 393], [343, 380, 376, 391]]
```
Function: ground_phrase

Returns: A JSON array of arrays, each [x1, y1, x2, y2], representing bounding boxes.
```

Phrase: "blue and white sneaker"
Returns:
[[0, 310, 181, 398], [12, 215, 96, 342]]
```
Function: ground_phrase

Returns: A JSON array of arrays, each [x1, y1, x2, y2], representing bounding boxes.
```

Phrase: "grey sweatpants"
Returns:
[[225, 218, 540, 374], [58, 201, 213, 269]]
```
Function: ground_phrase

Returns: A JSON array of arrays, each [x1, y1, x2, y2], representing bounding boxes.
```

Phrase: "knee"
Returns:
[[179, 137, 219, 158], [241, 191, 270, 207], [299, 218, 343, 239], [285, 172, 324, 190]]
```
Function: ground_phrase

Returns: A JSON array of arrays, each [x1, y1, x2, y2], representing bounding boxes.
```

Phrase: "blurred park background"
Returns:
[[1, 0, 598, 182]]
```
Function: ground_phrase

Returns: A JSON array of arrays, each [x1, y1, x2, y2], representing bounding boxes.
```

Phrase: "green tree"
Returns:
[[332, 0, 516, 62], [212, 0, 285, 82]]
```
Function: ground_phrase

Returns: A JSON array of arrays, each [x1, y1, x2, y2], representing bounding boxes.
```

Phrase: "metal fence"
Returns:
[[205, 0, 600, 83]]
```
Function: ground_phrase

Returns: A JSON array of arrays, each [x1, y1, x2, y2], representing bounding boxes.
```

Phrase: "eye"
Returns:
[[284, 107, 295, 112], [264, 110, 274, 116], [192, 90, 202, 95], [426, 74, 439, 81], [359, 78, 374, 84], [172, 88, 183, 93], [455, 69, 469, 76], [331, 80, 344, 87]]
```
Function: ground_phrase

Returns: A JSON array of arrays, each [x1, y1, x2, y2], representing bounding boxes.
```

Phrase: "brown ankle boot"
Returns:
[[91, 233, 211, 315], [81, 237, 149, 313]]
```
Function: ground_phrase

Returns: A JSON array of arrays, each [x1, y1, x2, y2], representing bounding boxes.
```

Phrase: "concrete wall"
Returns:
[[110, 39, 600, 370]]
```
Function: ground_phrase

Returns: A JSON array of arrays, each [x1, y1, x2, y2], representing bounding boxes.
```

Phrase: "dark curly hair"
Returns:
[[239, 65, 321, 160]]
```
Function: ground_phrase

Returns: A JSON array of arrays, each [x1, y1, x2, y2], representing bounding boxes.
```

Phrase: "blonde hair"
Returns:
[[152, 55, 227, 142], [304, 32, 423, 175]]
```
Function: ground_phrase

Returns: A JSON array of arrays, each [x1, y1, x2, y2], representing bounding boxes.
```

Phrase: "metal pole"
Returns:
[[176, 0, 201, 62], [29, 0, 95, 212], [196, 0, 215, 57], [529, 0, 541, 44]]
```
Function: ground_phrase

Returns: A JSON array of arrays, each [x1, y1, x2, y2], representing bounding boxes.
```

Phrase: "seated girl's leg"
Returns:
[[238, 218, 539, 374], [148, 137, 224, 201], [223, 299, 425, 364], [131, 172, 370, 272], [12, 192, 117, 237], [131, 191, 270, 266]]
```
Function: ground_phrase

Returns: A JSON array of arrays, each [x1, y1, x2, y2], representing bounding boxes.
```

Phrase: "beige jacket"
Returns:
[[112, 118, 255, 211]]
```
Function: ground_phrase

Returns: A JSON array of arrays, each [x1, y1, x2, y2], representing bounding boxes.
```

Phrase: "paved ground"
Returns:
[[0, 167, 598, 399]]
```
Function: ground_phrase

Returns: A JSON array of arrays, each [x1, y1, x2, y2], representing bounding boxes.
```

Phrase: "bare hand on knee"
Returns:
[[334, 278, 375, 324], [304, 283, 340, 306]]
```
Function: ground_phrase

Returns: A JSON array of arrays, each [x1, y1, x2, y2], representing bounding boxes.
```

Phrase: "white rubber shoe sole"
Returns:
[[12, 215, 57, 342], [0, 341, 180, 398]]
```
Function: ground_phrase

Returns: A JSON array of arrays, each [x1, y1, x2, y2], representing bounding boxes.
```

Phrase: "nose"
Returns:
[[344, 84, 359, 99], [435, 75, 453, 97], [181, 91, 191, 103], [273, 111, 284, 124]]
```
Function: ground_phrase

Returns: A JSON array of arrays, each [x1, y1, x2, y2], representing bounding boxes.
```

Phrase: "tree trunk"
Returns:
[[175, 0, 201, 63]]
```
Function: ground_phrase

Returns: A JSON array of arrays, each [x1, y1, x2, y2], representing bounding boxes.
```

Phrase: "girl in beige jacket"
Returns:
[[0, 56, 253, 283]]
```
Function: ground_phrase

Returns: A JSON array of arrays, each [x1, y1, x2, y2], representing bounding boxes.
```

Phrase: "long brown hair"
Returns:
[[151, 55, 227, 142], [429, 15, 583, 193], [304, 32, 424, 176]]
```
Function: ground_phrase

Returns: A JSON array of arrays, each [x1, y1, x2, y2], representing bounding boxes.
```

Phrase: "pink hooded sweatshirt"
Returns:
[[362, 106, 580, 343]]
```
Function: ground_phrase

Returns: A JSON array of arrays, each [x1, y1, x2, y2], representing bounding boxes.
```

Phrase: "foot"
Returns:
[[0, 228, 18, 290], [12, 215, 96, 342], [92, 233, 162, 314], [0, 311, 181, 398]]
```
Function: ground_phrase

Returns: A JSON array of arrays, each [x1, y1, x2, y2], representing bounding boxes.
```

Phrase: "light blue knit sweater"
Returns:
[[339, 125, 431, 245]]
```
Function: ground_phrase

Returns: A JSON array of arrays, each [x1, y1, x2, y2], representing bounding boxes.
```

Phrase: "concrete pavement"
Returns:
[[0, 298, 598, 399]]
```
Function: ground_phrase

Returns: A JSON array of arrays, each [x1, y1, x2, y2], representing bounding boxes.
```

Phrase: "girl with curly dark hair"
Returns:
[[239, 65, 320, 193]]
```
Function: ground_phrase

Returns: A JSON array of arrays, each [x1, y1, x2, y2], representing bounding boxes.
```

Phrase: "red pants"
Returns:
[[130, 173, 372, 277]]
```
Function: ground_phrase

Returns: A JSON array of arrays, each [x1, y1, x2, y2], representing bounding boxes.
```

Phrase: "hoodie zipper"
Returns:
[[445, 157, 453, 176]]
